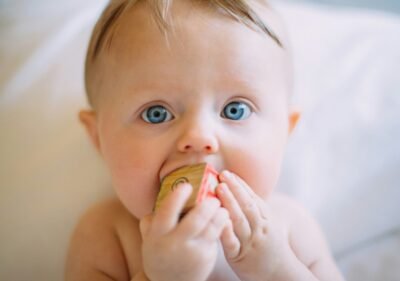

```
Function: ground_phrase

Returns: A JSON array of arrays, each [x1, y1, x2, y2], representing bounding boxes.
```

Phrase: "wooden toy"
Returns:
[[154, 163, 219, 214]]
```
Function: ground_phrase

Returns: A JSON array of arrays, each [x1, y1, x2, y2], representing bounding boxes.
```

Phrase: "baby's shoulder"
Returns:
[[65, 197, 141, 280], [270, 193, 332, 268]]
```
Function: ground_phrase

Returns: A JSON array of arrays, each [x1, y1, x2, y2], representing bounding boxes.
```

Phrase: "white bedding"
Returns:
[[1, 0, 399, 280], [275, 3, 400, 279]]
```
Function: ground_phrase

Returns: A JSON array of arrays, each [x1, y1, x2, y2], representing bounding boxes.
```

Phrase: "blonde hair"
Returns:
[[85, 0, 283, 106]]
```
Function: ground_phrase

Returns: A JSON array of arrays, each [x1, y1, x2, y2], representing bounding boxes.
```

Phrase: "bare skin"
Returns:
[[66, 191, 342, 281], [66, 1, 344, 280]]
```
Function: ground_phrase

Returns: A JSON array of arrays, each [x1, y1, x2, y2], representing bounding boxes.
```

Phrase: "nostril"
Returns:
[[183, 144, 213, 152]]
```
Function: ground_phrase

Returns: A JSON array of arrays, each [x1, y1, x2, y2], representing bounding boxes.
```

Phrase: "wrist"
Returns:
[[236, 247, 296, 281], [269, 249, 318, 281]]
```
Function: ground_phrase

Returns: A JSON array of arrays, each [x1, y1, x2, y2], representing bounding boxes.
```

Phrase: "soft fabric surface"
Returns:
[[274, 3, 400, 279], [1, 1, 399, 280]]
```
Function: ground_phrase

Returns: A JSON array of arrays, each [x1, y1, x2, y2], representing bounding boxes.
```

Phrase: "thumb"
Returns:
[[139, 214, 153, 236]]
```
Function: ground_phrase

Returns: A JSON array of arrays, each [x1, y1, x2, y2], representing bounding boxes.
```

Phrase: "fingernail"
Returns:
[[176, 182, 186, 188], [174, 182, 190, 191], [221, 170, 232, 181], [217, 183, 226, 194]]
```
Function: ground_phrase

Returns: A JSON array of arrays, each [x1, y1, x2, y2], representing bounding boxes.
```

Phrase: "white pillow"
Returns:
[[275, 2, 400, 279], [1, 1, 110, 280], [1, 1, 399, 280]]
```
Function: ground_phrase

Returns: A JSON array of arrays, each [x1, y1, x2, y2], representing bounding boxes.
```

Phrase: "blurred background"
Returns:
[[291, 0, 400, 13]]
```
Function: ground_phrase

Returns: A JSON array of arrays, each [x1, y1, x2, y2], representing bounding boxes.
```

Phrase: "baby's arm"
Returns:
[[283, 195, 345, 281], [65, 198, 137, 281]]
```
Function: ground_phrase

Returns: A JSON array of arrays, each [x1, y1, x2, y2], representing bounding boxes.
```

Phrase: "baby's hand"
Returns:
[[139, 183, 229, 281], [216, 171, 292, 281]]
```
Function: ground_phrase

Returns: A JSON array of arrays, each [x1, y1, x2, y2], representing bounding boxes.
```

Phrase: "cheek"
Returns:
[[224, 126, 287, 199], [100, 134, 166, 218], [232, 147, 284, 199]]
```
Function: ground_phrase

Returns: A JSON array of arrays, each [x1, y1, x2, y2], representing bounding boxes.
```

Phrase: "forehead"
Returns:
[[90, 1, 289, 97], [91, 0, 283, 58]]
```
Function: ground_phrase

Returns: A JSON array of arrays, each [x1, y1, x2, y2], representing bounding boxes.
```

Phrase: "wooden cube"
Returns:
[[154, 163, 219, 214]]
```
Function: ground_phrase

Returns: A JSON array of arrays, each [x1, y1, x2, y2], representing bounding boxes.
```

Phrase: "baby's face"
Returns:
[[83, 2, 299, 218]]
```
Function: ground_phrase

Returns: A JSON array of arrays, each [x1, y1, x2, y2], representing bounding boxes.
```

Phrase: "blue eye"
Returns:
[[222, 101, 252, 120], [141, 105, 174, 124]]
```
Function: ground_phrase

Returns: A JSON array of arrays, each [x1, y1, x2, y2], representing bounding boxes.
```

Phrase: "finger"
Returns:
[[220, 220, 241, 259], [151, 183, 192, 235], [197, 207, 230, 242], [234, 173, 271, 220], [234, 173, 258, 198], [219, 171, 262, 229], [139, 214, 153, 236], [216, 182, 251, 243], [233, 174, 270, 219], [176, 197, 221, 238]]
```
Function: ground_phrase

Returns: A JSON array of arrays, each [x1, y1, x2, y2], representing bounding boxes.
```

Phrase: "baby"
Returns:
[[66, 0, 344, 280]]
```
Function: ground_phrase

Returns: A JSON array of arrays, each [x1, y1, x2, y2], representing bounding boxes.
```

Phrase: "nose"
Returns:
[[177, 122, 219, 154]]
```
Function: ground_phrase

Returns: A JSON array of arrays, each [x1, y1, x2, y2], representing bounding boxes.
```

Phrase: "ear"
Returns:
[[79, 110, 101, 153], [288, 107, 301, 135]]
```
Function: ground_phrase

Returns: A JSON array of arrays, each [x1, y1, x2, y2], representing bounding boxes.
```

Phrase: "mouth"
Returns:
[[159, 161, 221, 182], [159, 163, 204, 182]]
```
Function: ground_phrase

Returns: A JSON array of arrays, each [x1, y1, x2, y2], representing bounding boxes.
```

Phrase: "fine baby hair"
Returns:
[[84, 0, 283, 108]]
